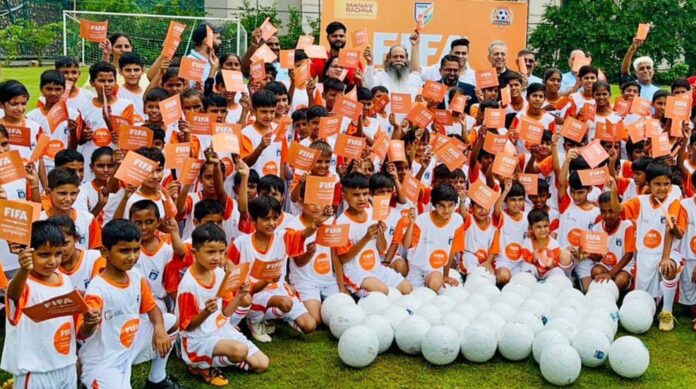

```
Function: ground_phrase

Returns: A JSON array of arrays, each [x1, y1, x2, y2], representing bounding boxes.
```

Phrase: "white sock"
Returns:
[[148, 352, 170, 383], [229, 306, 250, 326], [264, 307, 286, 320], [247, 306, 265, 324], [660, 279, 678, 313]]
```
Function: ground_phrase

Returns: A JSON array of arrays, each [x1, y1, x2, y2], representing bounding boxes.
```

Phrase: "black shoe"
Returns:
[[144, 376, 187, 389]]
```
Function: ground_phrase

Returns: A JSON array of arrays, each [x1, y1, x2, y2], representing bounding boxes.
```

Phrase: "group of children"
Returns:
[[1, 20, 696, 388]]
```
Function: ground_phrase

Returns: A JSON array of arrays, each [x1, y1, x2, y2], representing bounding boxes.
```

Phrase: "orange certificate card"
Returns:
[[163, 143, 190, 169], [180, 158, 205, 185], [581, 104, 596, 122], [491, 152, 517, 178], [335, 134, 366, 160], [0, 199, 41, 245], [5, 126, 31, 147], [0, 150, 27, 184], [433, 110, 453, 126], [483, 132, 508, 154], [519, 118, 544, 145], [516, 57, 528, 75], [580, 140, 609, 168], [483, 108, 506, 128], [159, 94, 182, 126], [30, 134, 50, 163], [352, 28, 368, 47], [318, 115, 342, 138], [636, 23, 650, 40], [212, 133, 241, 154], [115, 151, 159, 187], [279, 50, 295, 69], [435, 140, 467, 172], [645, 118, 662, 137], [560, 116, 588, 143], [332, 96, 363, 122], [578, 166, 610, 187], [468, 180, 500, 211], [305, 45, 328, 59], [251, 44, 278, 63], [517, 173, 538, 195], [390, 93, 412, 114], [401, 173, 421, 204], [214, 123, 242, 136], [337, 49, 361, 68], [371, 94, 389, 114], [259, 17, 277, 41], [388, 140, 406, 162], [178, 57, 207, 82], [250, 60, 266, 81], [217, 263, 250, 297], [79, 19, 108, 42], [665, 95, 690, 119], [651, 133, 671, 158], [613, 98, 631, 116], [372, 194, 391, 221], [221, 70, 246, 92], [450, 94, 467, 113], [287, 142, 319, 171], [162, 34, 181, 59], [118, 126, 153, 151], [250, 259, 284, 281], [422, 81, 447, 103], [670, 118, 685, 138], [316, 224, 350, 247], [205, 25, 214, 49], [500, 86, 511, 106], [476, 69, 499, 89], [46, 101, 69, 132], [629, 97, 651, 116], [22, 290, 89, 322], [371, 131, 390, 161], [296, 35, 315, 50], [581, 231, 608, 255], [185, 112, 215, 136], [406, 103, 434, 129], [626, 119, 646, 143], [305, 176, 336, 206]]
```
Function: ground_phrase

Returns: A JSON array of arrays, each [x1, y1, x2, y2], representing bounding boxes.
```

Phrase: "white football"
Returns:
[[387, 287, 403, 302], [490, 301, 516, 320], [460, 323, 497, 363], [609, 336, 650, 378], [469, 266, 496, 284], [545, 317, 579, 340], [550, 306, 581, 324], [357, 292, 391, 316], [395, 315, 431, 355], [509, 310, 544, 335], [454, 302, 480, 322], [583, 317, 616, 341], [536, 280, 561, 297], [619, 300, 653, 334], [475, 311, 506, 334], [412, 286, 438, 303], [421, 325, 460, 365], [330, 304, 366, 339], [441, 312, 469, 334], [572, 328, 611, 368], [519, 298, 549, 322], [321, 293, 355, 326], [414, 304, 442, 325], [395, 294, 423, 313], [510, 271, 538, 290], [624, 290, 656, 316], [540, 344, 582, 386], [502, 282, 532, 299], [585, 290, 619, 312], [586, 307, 619, 334], [363, 314, 394, 354], [558, 288, 587, 312], [533, 329, 570, 363], [439, 285, 469, 302], [531, 290, 559, 310], [497, 322, 534, 361], [338, 325, 379, 368], [465, 293, 491, 312], [432, 295, 457, 313], [382, 305, 410, 329], [545, 273, 573, 290], [497, 291, 525, 308], [588, 280, 620, 302], [473, 283, 501, 301], [463, 276, 491, 293]]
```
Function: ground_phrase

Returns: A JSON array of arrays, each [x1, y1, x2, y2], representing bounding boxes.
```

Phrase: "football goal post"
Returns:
[[62, 10, 247, 66]]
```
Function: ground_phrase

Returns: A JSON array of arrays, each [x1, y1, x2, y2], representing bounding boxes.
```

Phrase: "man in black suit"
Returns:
[[436, 55, 478, 113]]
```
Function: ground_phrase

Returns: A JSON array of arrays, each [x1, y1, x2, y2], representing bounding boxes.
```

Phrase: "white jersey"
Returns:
[[40, 208, 100, 251], [335, 211, 382, 273], [176, 267, 230, 339], [591, 220, 636, 269], [135, 241, 175, 301], [123, 189, 178, 221], [2, 118, 41, 160], [61, 249, 104, 292], [406, 212, 464, 271], [116, 86, 144, 121], [632, 195, 674, 254], [181, 192, 240, 242], [287, 215, 336, 286], [74, 181, 126, 224], [557, 199, 600, 248], [678, 197, 696, 260], [240, 123, 282, 177], [65, 88, 96, 116], [495, 211, 528, 263], [462, 214, 495, 272], [26, 105, 81, 172]]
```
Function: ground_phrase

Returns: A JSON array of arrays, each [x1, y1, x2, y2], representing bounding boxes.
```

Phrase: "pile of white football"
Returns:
[[323, 269, 654, 385]]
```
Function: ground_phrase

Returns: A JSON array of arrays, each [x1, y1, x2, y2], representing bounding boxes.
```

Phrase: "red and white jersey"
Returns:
[[60, 249, 105, 292], [462, 214, 495, 271], [124, 189, 178, 221], [403, 212, 465, 271], [1, 118, 41, 159], [493, 211, 528, 262], [678, 197, 696, 259], [1, 274, 77, 375], [335, 211, 383, 273], [176, 267, 232, 339], [557, 198, 600, 248], [27, 106, 81, 171], [79, 271, 157, 373], [116, 86, 144, 121], [181, 192, 240, 241], [74, 181, 126, 224], [520, 237, 561, 277], [240, 124, 282, 177], [41, 208, 102, 250], [592, 220, 636, 269], [136, 240, 175, 301], [287, 215, 336, 286]]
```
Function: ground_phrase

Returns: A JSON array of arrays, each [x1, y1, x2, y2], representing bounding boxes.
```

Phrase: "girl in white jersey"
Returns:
[[51, 214, 105, 293]]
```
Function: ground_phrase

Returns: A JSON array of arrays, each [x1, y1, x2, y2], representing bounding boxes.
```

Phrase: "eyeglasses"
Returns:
[[442, 68, 459, 73]]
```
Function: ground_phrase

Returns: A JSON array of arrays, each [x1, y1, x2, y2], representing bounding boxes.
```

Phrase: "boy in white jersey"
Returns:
[[521, 210, 574, 279], [129, 199, 187, 312], [50, 215, 105, 292], [0, 80, 41, 160], [491, 180, 528, 285], [75, 146, 125, 224], [78, 219, 182, 389], [54, 56, 95, 114], [177, 223, 269, 387], [117, 53, 145, 120], [372, 171, 410, 277], [461, 196, 496, 275], [256, 175, 294, 231], [611, 162, 686, 331], [335, 173, 412, 295], [227, 196, 325, 342], [395, 184, 464, 291], [675, 172, 696, 331], [1, 221, 77, 388], [241, 89, 282, 177]]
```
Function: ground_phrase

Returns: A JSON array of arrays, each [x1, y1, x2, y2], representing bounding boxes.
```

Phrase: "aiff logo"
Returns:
[[414, 3, 434, 26]]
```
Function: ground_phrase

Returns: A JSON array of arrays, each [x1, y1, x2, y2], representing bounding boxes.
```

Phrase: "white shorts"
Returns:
[[293, 280, 339, 302], [460, 252, 485, 274], [13, 364, 76, 389], [635, 251, 682, 298], [597, 259, 636, 274], [574, 259, 595, 279], [406, 265, 441, 288], [343, 264, 404, 291], [495, 258, 526, 274], [678, 259, 696, 305], [181, 325, 259, 369], [251, 286, 308, 322], [532, 266, 567, 281]]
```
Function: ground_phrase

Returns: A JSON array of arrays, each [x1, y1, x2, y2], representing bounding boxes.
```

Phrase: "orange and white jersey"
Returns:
[[176, 267, 232, 338], [136, 240, 175, 301], [79, 271, 157, 372], [27, 106, 82, 170], [684, 160, 696, 175], [240, 123, 282, 177], [361, 117, 381, 140], [492, 211, 528, 262], [411, 158, 437, 188], [678, 197, 696, 259], [591, 220, 636, 268], [569, 92, 595, 118], [520, 237, 561, 277], [557, 197, 600, 248], [64, 88, 96, 115], [181, 192, 240, 241], [298, 135, 338, 174], [124, 189, 178, 221], [511, 111, 557, 133], [287, 215, 336, 286], [1, 118, 41, 159], [622, 194, 686, 255], [41, 208, 102, 250], [1, 274, 77, 375], [225, 105, 243, 124], [335, 211, 383, 273], [75, 181, 126, 224], [462, 213, 495, 271], [60, 249, 105, 292], [588, 111, 622, 141], [505, 100, 528, 116], [385, 203, 410, 247], [403, 212, 465, 271], [116, 86, 144, 121]]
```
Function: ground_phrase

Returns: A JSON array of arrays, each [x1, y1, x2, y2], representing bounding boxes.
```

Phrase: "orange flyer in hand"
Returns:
[[279, 50, 295, 69], [287, 142, 319, 171], [305, 45, 328, 59], [517, 57, 528, 75], [665, 95, 690, 119], [372, 194, 391, 221], [46, 101, 69, 133], [450, 94, 467, 113], [435, 140, 467, 172], [332, 96, 363, 122], [351, 28, 368, 47], [636, 23, 650, 40], [80, 19, 108, 42], [468, 180, 500, 210], [645, 118, 662, 137], [492, 152, 517, 178], [629, 97, 651, 116], [22, 289, 89, 322], [613, 98, 631, 116], [204, 25, 214, 49], [483, 108, 505, 128], [476, 69, 499, 89], [595, 119, 624, 143], [250, 60, 266, 81], [517, 173, 538, 195], [30, 134, 51, 163], [338, 49, 360, 68], [519, 118, 544, 145], [578, 166, 610, 186], [580, 140, 609, 168], [5, 125, 31, 147], [572, 55, 591, 73], [371, 131, 390, 161], [221, 70, 245, 92], [581, 104, 596, 122], [580, 231, 608, 255], [433, 110, 453, 126], [0, 199, 41, 245], [185, 112, 215, 136], [318, 115, 342, 138], [390, 93, 412, 114], [115, 151, 159, 187], [163, 143, 190, 169], [0, 150, 27, 184], [178, 57, 207, 82], [259, 17, 277, 41], [162, 21, 186, 59], [406, 103, 434, 129], [212, 133, 241, 154], [560, 117, 588, 142], [159, 94, 182, 126], [423, 81, 447, 103], [118, 126, 154, 150], [250, 259, 284, 281], [500, 86, 511, 106], [335, 134, 366, 160], [251, 44, 278, 63], [388, 140, 407, 162], [670, 118, 685, 138], [651, 133, 671, 157], [274, 117, 292, 142], [296, 35, 315, 50], [625, 119, 646, 143], [371, 94, 389, 114], [217, 263, 250, 297], [180, 158, 205, 185], [483, 132, 508, 154], [214, 123, 241, 136], [316, 224, 350, 247], [401, 173, 421, 204], [305, 176, 336, 206]]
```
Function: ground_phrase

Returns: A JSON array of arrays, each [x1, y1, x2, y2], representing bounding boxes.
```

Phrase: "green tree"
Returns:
[[238, 0, 320, 49], [0, 20, 61, 65]]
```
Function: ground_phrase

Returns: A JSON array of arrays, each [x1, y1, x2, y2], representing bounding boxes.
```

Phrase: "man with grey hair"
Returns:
[[363, 32, 423, 97], [560, 49, 587, 95], [487, 40, 515, 86], [621, 37, 660, 100]]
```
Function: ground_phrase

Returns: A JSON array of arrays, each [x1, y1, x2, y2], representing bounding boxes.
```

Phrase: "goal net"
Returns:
[[62, 10, 247, 67]]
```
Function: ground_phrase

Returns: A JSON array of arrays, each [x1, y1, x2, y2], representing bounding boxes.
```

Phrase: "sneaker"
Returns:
[[658, 310, 674, 331], [265, 320, 276, 335], [144, 376, 186, 389], [248, 318, 272, 342], [188, 367, 229, 387]]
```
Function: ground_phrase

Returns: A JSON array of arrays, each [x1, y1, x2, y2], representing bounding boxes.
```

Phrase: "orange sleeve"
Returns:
[[227, 242, 241, 265], [463, 213, 472, 230], [621, 197, 641, 221], [139, 278, 157, 314], [284, 230, 306, 257], [489, 229, 501, 255], [88, 218, 103, 249], [6, 284, 29, 326], [176, 292, 200, 331], [240, 134, 254, 158], [335, 234, 353, 256], [450, 224, 465, 254], [549, 247, 561, 265], [624, 223, 636, 253], [616, 177, 630, 196], [0, 262, 7, 289], [237, 213, 254, 234], [536, 156, 554, 176], [391, 217, 411, 244], [164, 244, 193, 293], [91, 257, 106, 279], [558, 193, 571, 213], [669, 201, 688, 233], [520, 246, 533, 263], [121, 104, 135, 122]]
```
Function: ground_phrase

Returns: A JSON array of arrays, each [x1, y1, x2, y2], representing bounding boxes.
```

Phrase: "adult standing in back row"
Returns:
[[620, 37, 660, 100]]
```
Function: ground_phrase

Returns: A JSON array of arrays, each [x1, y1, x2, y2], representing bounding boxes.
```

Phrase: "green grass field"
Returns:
[[1, 66, 90, 108]]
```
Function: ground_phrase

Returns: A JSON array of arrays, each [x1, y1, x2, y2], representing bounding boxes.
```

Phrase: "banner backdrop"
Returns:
[[321, 0, 528, 71]]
